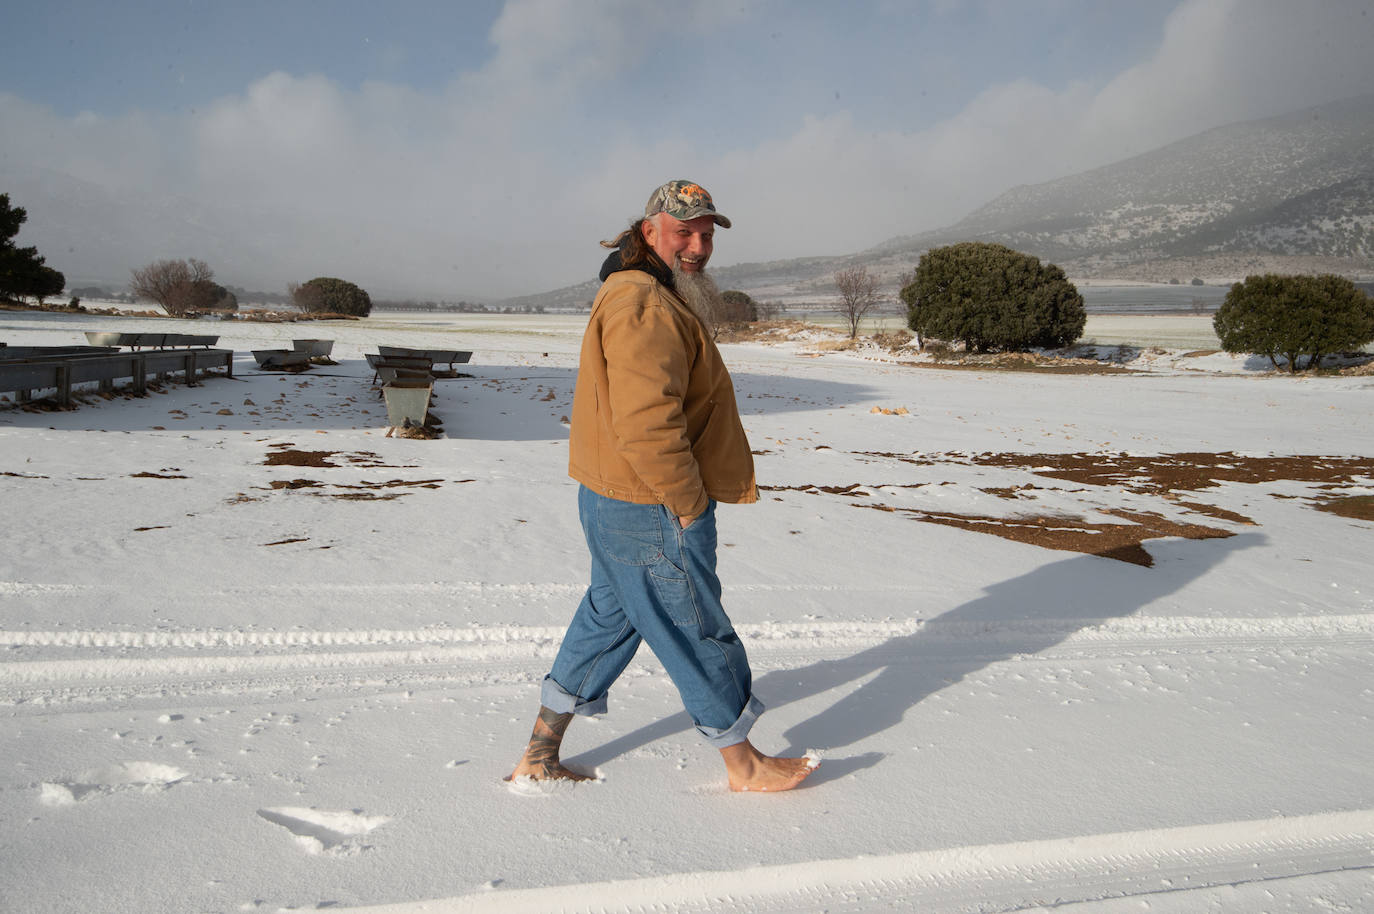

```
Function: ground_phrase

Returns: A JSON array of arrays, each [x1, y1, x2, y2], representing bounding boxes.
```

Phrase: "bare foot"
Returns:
[[505, 706, 592, 783], [720, 740, 818, 792], [504, 757, 592, 783]]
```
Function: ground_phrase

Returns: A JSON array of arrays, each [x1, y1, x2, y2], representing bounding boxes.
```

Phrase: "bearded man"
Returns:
[[508, 180, 817, 792]]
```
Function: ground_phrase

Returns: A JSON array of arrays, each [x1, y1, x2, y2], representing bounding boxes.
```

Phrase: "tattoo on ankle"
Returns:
[[525, 707, 575, 771]]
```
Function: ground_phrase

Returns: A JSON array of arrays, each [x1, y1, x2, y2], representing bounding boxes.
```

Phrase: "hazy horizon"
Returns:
[[3, 0, 1373, 301]]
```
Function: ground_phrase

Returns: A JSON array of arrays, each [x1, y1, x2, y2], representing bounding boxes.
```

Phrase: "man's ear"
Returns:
[[640, 215, 657, 246]]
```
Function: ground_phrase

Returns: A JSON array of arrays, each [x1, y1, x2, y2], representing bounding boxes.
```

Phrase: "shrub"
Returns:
[[901, 242, 1085, 352], [1213, 273, 1374, 371], [290, 277, 372, 317], [129, 258, 228, 316], [204, 283, 238, 312], [720, 289, 758, 323]]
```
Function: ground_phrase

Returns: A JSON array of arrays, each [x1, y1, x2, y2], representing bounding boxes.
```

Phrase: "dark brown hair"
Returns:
[[601, 218, 668, 272]]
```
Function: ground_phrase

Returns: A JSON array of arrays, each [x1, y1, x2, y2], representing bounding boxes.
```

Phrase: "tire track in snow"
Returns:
[[339, 808, 1374, 913], [3, 616, 1372, 708], [7, 613, 1374, 650], [0, 580, 935, 605]]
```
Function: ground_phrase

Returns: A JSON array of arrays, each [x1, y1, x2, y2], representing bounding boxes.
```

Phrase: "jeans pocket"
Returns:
[[595, 496, 663, 566], [650, 504, 706, 627], [650, 564, 699, 627]]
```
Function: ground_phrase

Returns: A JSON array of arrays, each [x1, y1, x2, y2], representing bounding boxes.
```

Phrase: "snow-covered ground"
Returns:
[[2, 308, 1372, 913]]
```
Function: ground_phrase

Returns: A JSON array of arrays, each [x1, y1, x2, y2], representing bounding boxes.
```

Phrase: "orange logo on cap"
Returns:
[[677, 183, 710, 206]]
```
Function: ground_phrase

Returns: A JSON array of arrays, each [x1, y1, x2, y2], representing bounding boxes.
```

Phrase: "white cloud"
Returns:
[[670, 0, 1374, 262], [1, 0, 1371, 298]]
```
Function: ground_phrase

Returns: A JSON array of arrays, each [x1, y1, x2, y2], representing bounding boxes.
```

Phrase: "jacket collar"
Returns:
[[598, 241, 675, 290]]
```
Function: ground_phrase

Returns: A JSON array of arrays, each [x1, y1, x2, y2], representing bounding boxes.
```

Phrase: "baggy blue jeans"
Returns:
[[542, 485, 764, 748]]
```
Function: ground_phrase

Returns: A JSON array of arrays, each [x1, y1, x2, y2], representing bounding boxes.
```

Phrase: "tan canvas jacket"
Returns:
[[568, 269, 758, 518]]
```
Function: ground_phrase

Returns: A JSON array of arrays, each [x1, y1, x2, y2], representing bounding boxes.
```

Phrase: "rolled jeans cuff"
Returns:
[[695, 694, 765, 749], [541, 675, 608, 717]]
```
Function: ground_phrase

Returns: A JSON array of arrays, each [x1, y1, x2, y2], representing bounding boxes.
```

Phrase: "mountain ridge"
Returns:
[[521, 94, 1374, 308]]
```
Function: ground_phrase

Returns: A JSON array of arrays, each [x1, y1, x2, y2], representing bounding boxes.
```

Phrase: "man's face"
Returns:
[[642, 213, 715, 273]]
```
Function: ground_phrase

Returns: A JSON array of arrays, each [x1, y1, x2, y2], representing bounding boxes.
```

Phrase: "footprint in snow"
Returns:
[[257, 807, 391, 855], [40, 761, 188, 806]]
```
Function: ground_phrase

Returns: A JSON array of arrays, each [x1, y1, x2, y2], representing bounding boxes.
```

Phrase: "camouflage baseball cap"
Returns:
[[644, 180, 732, 228]]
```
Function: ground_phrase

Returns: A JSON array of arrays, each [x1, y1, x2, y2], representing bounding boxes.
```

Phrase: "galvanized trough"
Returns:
[[84, 332, 219, 348], [377, 345, 473, 372], [383, 380, 433, 428], [292, 339, 334, 358], [0, 347, 234, 407], [252, 349, 313, 369]]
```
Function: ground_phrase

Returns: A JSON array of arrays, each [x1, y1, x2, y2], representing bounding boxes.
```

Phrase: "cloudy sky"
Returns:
[[3, 0, 1372, 300]]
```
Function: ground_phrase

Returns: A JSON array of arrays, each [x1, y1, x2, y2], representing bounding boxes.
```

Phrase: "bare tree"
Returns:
[[287, 281, 325, 313], [834, 266, 882, 338], [129, 258, 217, 316]]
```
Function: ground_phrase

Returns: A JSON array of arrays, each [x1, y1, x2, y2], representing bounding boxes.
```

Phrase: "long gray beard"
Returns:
[[672, 262, 726, 332]]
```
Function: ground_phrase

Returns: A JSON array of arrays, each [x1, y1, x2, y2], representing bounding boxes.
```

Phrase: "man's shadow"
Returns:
[[566, 533, 1263, 783]]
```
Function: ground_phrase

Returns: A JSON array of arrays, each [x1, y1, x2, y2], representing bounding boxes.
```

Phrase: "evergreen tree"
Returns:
[[290, 277, 373, 316], [1213, 273, 1374, 371], [901, 242, 1084, 352], [0, 193, 66, 304]]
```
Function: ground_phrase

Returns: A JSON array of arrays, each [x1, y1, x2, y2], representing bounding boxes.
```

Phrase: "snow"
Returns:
[[2, 308, 1372, 913]]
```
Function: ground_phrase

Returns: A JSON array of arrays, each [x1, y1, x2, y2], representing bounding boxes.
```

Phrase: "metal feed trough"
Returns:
[[365, 352, 432, 384], [252, 349, 314, 370], [85, 332, 220, 349], [0, 345, 234, 407], [292, 339, 334, 359], [376, 365, 432, 384], [377, 345, 473, 373], [3, 345, 118, 360], [382, 379, 433, 428]]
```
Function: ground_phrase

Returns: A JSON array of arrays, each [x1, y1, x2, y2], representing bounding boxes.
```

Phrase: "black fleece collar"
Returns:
[[598, 242, 675, 289]]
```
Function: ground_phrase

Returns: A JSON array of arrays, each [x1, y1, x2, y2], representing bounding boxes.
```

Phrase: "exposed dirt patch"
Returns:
[[315, 492, 404, 501], [264, 449, 340, 468], [1315, 495, 1374, 523], [981, 485, 1039, 500], [318, 478, 443, 493], [262, 448, 399, 468], [269, 478, 322, 490], [714, 321, 816, 344], [904, 352, 1133, 375], [760, 483, 874, 497], [862, 504, 1231, 567], [1170, 499, 1258, 525], [772, 451, 1371, 565], [963, 452, 1374, 494], [263, 476, 444, 499], [130, 471, 188, 479]]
